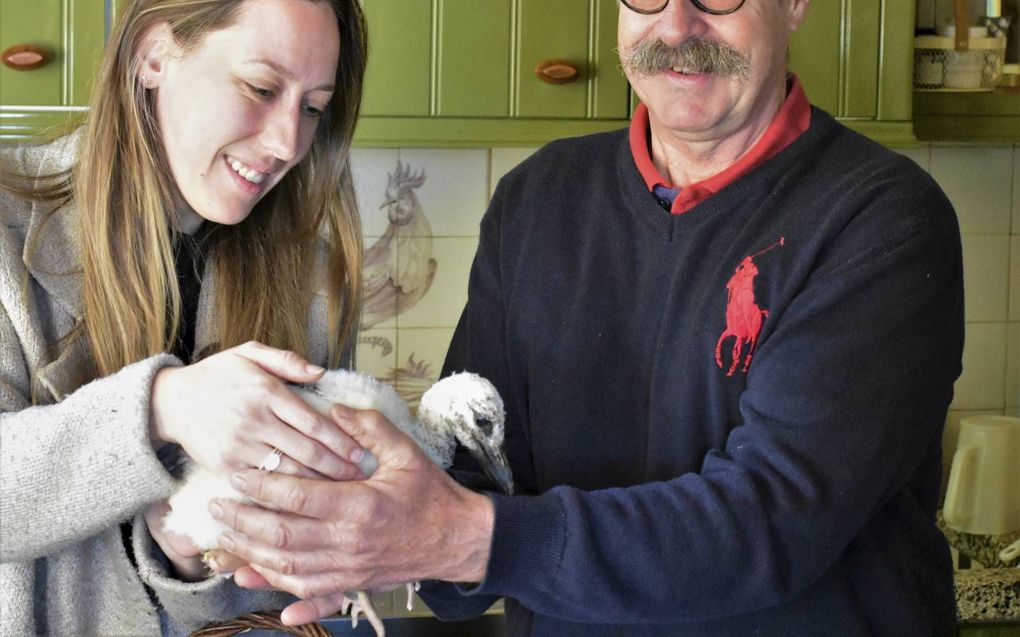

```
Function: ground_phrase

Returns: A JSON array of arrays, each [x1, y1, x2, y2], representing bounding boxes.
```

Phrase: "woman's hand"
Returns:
[[144, 500, 207, 581], [149, 341, 364, 481]]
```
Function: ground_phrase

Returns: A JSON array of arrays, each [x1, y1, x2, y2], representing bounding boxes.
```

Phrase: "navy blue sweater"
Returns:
[[421, 109, 964, 636]]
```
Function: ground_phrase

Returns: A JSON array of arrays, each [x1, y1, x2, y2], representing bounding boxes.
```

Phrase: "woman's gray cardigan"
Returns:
[[0, 134, 342, 635]]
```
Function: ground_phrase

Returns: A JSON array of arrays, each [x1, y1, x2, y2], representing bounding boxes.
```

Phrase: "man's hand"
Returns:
[[209, 405, 495, 620]]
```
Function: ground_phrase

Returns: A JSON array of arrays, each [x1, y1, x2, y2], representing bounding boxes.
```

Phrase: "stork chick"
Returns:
[[163, 370, 513, 636]]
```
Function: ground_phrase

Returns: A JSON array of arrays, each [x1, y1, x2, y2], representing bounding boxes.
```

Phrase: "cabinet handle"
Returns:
[[1, 45, 49, 71], [534, 59, 580, 85]]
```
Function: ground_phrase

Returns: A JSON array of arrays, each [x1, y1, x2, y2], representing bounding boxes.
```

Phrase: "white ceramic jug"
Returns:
[[943, 415, 1020, 536]]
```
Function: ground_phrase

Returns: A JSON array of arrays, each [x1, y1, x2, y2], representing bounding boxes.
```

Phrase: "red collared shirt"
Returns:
[[630, 75, 811, 215]]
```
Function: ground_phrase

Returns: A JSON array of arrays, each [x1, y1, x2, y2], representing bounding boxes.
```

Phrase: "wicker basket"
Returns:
[[913, 0, 1008, 92], [914, 34, 1007, 91]]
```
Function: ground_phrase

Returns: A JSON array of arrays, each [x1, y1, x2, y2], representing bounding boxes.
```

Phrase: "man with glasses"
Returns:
[[218, 1, 962, 635]]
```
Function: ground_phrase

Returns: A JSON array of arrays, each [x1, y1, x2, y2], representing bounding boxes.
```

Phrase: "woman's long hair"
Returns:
[[10, 0, 366, 380]]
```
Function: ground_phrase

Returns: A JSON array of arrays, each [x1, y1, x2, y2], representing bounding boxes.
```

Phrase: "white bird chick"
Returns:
[[163, 369, 513, 636]]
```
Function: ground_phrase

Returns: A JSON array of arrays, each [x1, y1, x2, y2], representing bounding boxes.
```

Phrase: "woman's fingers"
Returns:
[[232, 341, 325, 384], [233, 565, 274, 589], [152, 340, 366, 481], [254, 445, 323, 480], [280, 593, 347, 626], [266, 393, 365, 480]]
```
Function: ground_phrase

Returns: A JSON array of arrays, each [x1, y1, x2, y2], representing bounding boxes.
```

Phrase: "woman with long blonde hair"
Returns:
[[0, 0, 367, 632]]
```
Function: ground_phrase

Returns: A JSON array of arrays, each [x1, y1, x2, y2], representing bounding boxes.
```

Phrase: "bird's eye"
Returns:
[[475, 416, 494, 437]]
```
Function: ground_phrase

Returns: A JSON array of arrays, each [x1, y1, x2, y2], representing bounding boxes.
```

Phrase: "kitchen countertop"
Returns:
[[938, 512, 1020, 623], [955, 568, 1020, 623]]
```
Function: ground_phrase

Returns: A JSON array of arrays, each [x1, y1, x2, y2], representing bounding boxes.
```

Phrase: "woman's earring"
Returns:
[[141, 74, 153, 88]]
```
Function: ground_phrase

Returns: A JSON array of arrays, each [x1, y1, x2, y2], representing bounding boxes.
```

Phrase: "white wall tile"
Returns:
[[961, 234, 1011, 322], [396, 328, 456, 381], [1013, 144, 1019, 234], [897, 145, 931, 172], [952, 322, 1008, 410], [355, 328, 397, 378], [396, 237, 479, 328], [1007, 322, 1020, 410], [398, 149, 488, 237], [930, 145, 1013, 234], [360, 233, 398, 329], [392, 327, 456, 410], [490, 147, 539, 198], [351, 148, 402, 237], [1011, 236, 1020, 322]]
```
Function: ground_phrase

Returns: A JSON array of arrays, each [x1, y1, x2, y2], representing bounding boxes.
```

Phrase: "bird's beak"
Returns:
[[469, 442, 514, 495], [379, 198, 395, 209]]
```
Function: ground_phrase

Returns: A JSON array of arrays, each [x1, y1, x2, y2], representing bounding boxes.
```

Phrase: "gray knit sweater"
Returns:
[[0, 134, 338, 635]]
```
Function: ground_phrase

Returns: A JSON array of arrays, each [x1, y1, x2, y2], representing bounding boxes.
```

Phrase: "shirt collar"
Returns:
[[629, 74, 811, 215]]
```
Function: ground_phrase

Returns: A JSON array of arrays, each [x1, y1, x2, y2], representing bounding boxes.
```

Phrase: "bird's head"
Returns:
[[418, 372, 514, 495], [381, 160, 426, 225]]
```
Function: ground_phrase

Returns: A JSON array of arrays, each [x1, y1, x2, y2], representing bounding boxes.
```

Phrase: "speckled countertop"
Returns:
[[938, 511, 1020, 623], [954, 568, 1020, 622]]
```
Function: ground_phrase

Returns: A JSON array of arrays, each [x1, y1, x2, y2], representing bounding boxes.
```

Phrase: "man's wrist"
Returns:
[[449, 489, 495, 583]]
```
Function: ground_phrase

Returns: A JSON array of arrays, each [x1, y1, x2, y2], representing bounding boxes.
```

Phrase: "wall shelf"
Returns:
[[914, 90, 1020, 143]]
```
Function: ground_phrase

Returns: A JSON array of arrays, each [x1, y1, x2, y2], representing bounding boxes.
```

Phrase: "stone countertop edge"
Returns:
[[954, 567, 1020, 623], [935, 511, 1020, 622]]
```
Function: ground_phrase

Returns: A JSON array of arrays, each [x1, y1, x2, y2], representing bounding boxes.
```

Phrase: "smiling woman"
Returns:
[[144, 0, 341, 228], [0, 0, 369, 635]]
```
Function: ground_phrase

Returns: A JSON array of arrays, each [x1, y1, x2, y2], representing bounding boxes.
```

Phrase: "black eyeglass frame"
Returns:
[[620, 0, 747, 16]]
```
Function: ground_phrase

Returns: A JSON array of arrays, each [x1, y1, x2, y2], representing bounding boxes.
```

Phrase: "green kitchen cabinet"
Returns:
[[788, 0, 916, 146], [0, 0, 108, 139], [1, 0, 919, 146], [356, 0, 917, 147], [355, 0, 632, 147]]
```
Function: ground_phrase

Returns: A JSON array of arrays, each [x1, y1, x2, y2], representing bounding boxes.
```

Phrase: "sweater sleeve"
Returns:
[[0, 345, 183, 562], [130, 512, 296, 631], [425, 177, 964, 623]]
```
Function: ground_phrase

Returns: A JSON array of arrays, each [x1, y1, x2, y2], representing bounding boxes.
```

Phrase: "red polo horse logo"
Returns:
[[715, 237, 784, 376]]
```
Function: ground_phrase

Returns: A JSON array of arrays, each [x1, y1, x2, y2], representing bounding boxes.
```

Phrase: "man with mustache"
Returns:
[[215, 2, 963, 635]]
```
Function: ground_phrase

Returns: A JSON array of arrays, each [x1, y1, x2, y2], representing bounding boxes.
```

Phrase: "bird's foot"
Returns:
[[341, 590, 385, 637], [202, 548, 245, 576], [405, 581, 421, 611]]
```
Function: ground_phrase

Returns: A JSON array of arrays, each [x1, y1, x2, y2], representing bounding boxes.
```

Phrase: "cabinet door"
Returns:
[[789, 0, 882, 118], [360, 0, 630, 122], [0, 0, 106, 138], [361, 0, 432, 117], [0, 0, 64, 106], [436, 0, 512, 117], [788, 0, 843, 116], [516, 0, 590, 118], [789, 0, 913, 123], [0, 0, 105, 105]]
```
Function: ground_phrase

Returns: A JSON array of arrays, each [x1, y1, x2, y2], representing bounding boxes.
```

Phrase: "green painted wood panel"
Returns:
[[914, 90, 1020, 142], [360, 0, 432, 117], [592, 0, 629, 119], [0, 0, 64, 106], [436, 0, 511, 117], [788, 0, 842, 116], [68, 0, 106, 105], [515, 0, 589, 118], [844, 0, 880, 118], [878, 0, 914, 122]]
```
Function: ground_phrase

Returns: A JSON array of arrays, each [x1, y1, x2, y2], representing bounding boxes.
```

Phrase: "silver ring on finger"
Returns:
[[258, 447, 283, 472]]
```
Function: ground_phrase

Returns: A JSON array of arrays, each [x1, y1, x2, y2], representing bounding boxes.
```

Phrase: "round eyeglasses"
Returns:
[[621, 0, 747, 16]]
